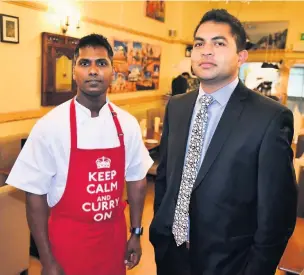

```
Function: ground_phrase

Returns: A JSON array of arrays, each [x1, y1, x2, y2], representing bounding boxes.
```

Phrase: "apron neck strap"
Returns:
[[108, 104, 124, 146], [70, 99, 77, 149]]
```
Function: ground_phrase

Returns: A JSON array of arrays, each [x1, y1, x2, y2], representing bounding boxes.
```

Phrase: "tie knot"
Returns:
[[199, 94, 214, 107]]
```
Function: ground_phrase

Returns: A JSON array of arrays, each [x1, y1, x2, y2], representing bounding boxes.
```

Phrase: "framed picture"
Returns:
[[146, 1, 165, 23], [0, 14, 19, 43], [243, 21, 288, 51], [109, 39, 161, 94]]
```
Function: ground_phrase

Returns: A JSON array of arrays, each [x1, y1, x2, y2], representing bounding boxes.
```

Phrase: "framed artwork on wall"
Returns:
[[145, 1, 165, 23], [243, 21, 288, 51], [0, 14, 19, 44], [109, 38, 161, 94]]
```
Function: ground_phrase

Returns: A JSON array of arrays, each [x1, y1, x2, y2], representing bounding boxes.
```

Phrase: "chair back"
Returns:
[[0, 185, 30, 275]]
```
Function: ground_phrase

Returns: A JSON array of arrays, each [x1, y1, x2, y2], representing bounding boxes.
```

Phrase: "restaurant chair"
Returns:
[[0, 184, 30, 275], [296, 135, 304, 158], [0, 134, 28, 173]]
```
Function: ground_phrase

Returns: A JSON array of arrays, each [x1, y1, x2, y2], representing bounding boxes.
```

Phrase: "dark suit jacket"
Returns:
[[172, 75, 188, 96], [149, 81, 298, 275]]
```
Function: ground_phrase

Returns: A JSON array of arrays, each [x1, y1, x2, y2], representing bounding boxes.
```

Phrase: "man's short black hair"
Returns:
[[194, 9, 247, 52], [182, 72, 190, 78], [74, 33, 114, 62]]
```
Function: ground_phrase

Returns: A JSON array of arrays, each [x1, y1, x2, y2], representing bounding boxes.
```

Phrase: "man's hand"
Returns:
[[124, 234, 142, 269], [41, 261, 65, 275]]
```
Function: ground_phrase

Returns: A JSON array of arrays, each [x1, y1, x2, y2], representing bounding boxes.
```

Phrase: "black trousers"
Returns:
[[156, 236, 191, 275]]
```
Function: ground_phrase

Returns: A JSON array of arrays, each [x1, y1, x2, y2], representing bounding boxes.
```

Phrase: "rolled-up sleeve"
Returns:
[[6, 121, 56, 194], [125, 121, 153, 182]]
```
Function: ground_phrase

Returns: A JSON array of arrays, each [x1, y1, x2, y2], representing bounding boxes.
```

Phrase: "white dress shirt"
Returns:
[[6, 99, 153, 207], [185, 77, 239, 168]]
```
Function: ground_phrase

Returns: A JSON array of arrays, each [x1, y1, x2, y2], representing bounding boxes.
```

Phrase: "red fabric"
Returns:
[[49, 100, 127, 275]]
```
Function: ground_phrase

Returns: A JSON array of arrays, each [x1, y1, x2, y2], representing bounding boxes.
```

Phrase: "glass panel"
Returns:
[[288, 67, 304, 98], [56, 55, 72, 92]]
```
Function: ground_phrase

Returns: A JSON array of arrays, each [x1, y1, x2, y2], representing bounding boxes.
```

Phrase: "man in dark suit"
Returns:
[[149, 9, 297, 275], [171, 72, 190, 96]]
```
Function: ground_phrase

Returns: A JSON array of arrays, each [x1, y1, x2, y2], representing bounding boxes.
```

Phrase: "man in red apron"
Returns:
[[7, 34, 153, 275]]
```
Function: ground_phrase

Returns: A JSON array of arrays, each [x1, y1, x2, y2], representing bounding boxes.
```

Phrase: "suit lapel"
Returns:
[[192, 82, 248, 191]]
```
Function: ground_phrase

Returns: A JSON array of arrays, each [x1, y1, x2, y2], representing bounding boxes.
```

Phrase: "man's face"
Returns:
[[73, 46, 113, 97], [191, 21, 247, 83]]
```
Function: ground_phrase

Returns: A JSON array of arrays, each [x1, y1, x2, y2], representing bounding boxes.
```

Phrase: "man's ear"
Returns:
[[112, 68, 115, 78], [238, 50, 248, 67], [73, 64, 76, 81]]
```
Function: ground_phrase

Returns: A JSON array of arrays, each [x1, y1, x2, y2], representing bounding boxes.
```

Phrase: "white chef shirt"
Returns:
[[6, 98, 153, 207]]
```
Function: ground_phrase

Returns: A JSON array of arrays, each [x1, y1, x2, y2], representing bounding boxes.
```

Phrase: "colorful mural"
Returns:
[[109, 39, 161, 93]]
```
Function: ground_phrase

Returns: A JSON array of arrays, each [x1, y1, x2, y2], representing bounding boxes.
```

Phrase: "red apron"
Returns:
[[49, 99, 127, 275]]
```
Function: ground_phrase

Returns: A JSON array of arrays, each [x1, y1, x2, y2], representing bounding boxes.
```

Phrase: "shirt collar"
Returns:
[[198, 77, 239, 106], [74, 96, 110, 119]]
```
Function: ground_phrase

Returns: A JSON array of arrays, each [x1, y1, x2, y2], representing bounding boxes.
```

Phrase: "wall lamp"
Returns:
[[48, 0, 81, 35], [61, 15, 80, 34]]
